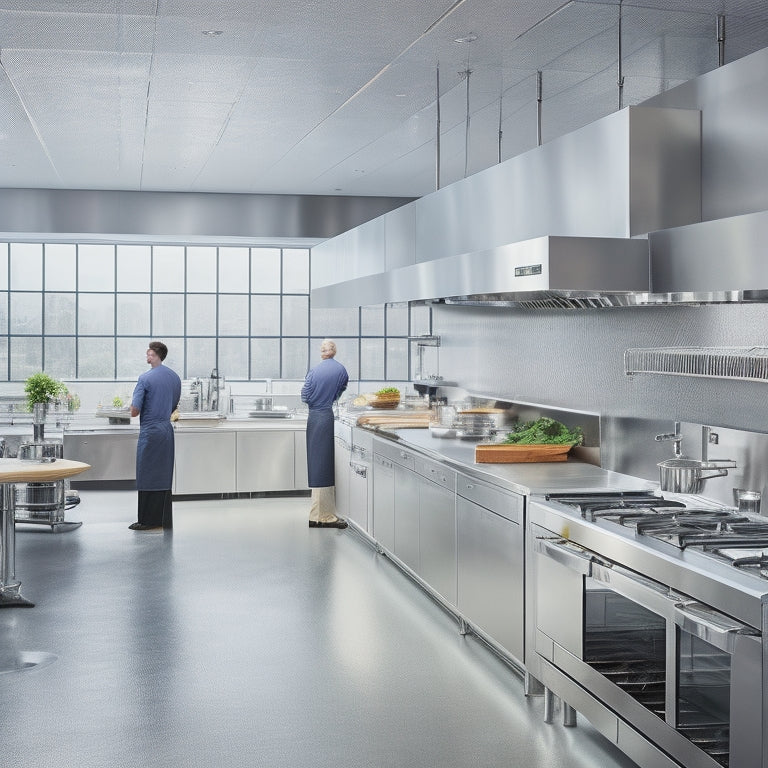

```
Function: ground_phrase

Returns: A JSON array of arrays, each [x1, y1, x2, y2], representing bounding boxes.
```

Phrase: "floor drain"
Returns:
[[0, 651, 58, 675]]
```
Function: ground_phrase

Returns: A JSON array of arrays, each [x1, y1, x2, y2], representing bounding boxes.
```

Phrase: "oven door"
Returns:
[[534, 531, 762, 768]]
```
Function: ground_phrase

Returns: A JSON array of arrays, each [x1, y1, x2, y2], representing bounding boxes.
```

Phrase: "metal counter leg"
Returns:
[[543, 687, 555, 723], [0, 484, 34, 607], [563, 702, 577, 727]]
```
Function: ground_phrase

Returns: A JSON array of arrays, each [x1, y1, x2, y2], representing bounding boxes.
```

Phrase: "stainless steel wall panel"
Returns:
[[433, 301, 768, 460]]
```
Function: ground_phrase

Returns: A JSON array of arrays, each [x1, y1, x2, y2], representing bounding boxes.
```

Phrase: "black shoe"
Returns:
[[129, 523, 163, 531], [316, 518, 348, 529], [308, 520, 319, 527]]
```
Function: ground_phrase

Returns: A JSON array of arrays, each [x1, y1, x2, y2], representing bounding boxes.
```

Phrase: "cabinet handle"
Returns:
[[466, 483, 474, 489]]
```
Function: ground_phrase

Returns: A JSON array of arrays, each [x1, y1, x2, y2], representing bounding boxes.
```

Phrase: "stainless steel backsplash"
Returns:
[[433, 302, 768, 506]]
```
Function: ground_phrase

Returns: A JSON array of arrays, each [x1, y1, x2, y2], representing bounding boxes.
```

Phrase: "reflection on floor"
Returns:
[[1, 491, 639, 768]]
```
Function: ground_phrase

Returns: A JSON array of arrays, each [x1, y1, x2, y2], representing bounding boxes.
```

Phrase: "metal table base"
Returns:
[[0, 484, 34, 607]]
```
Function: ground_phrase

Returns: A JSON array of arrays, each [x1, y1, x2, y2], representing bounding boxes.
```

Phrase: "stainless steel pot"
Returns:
[[657, 458, 736, 494], [17, 441, 62, 461]]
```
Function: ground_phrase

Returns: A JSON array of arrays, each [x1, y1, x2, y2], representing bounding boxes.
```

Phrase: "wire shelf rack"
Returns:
[[624, 347, 768, 382]]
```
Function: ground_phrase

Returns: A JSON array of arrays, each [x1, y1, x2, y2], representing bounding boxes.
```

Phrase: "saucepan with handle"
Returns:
[[657, 458, 737, 494]]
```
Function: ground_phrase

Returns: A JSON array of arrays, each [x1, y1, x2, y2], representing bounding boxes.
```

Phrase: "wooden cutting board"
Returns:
[[475, 443, 572, 463], [356, 412, 431, 428]]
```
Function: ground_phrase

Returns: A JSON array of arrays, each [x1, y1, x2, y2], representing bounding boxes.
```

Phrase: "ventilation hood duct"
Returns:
[[310, 236, 650, 309]]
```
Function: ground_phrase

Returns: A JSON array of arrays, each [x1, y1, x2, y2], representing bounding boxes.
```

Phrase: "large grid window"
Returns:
[[0, 240, 428, 383]]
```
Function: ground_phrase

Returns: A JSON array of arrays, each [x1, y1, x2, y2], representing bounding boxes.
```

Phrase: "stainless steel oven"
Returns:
[[528, 492, 767, 768]]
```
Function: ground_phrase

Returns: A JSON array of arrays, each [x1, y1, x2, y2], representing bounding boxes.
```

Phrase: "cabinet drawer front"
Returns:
[[414, 456, 456, 491], [457, 475, 522, 523], [373, 439, 415, 469]]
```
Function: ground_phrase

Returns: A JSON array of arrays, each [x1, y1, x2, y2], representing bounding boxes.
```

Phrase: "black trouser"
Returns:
[[138, 489, 173, 528]]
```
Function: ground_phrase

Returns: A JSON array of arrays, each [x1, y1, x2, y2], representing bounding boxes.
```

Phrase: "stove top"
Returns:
[[545, 491, 768, 576]]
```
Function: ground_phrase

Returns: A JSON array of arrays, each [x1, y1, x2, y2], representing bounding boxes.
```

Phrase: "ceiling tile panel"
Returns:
[[0, 9, 155, 52], [148, 53, 254, 103]]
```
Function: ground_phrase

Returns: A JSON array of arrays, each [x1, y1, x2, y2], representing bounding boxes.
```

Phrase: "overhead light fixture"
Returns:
[[453, 33, 478, 44], [202, 30, 224, 36]]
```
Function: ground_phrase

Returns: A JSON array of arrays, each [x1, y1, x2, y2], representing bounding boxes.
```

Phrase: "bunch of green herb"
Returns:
[[376, 387, 400, 396], [502, 417, 583, 446]]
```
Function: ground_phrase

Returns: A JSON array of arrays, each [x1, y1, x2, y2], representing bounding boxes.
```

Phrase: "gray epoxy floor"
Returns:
[[0, 492, 639, 768]]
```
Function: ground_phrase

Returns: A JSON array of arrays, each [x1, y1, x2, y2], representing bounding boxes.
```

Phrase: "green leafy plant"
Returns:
[[65, 391, 81, 412], [375, 387, 400, 396], [502, 417, 583, 446], [24, 372, 67, 412], [112, 396, 124, 408]]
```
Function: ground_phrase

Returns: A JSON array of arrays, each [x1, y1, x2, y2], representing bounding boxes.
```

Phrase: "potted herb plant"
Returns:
[[24, 372, 67, 413]]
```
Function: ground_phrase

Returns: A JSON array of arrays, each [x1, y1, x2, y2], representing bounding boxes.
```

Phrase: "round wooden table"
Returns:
[[0, 458, 91, 607]]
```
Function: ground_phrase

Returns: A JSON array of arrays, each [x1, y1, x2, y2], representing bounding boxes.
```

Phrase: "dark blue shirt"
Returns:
[[301, 358, 348, 410]]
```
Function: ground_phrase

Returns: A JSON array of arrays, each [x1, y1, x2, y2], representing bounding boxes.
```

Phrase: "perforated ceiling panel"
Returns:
[[1, 0, 767, 196]]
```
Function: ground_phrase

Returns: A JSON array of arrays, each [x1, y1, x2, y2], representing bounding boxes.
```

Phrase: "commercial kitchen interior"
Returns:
[[4, 2, 768, 767]]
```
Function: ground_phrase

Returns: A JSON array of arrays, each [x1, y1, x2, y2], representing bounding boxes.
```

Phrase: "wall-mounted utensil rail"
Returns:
[[625, 346, 768, 381]]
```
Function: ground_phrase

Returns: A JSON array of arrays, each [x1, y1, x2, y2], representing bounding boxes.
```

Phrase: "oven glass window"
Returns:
[[677, 630, 730, 766], [584, 585, 666, 718]]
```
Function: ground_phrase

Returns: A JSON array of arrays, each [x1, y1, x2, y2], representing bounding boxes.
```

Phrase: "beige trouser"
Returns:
[[309, 486, 338, 523]]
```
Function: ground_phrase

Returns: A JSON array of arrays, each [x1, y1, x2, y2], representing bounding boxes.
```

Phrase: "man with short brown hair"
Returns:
[[129, 341, 181, 531]]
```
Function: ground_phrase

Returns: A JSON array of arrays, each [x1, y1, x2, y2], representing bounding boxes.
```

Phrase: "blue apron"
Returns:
[[132, 364, 181, 491], [136, 420, 175, 490], [306, 408, 335, 488]]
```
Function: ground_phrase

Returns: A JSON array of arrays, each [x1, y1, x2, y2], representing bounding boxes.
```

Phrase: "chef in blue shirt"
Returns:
[[129, 341, 182, 531], [301, 339, 349, 528]]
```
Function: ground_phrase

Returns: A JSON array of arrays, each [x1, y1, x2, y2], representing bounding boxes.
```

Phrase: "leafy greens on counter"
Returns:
[[502, 417, 583, 446]]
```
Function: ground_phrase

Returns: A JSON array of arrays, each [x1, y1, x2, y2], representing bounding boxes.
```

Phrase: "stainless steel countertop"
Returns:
[[373, 427, 657, 497], [63, 416, 308, 435]]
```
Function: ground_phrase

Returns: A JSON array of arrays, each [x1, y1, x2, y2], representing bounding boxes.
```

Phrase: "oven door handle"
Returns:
[[674, 601, 758, 653], [535, 538, 593, 575]]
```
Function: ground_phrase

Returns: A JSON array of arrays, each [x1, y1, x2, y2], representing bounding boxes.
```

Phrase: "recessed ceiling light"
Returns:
[[454, 33, 478, 43], [202, 30, 224, 37]]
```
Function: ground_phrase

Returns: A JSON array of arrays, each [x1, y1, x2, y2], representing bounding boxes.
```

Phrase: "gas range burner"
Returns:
[[631, 513, 768, 548], [546, 491, 768, 551], [545, 492, 687, 522], [708, 547, 768, 579]]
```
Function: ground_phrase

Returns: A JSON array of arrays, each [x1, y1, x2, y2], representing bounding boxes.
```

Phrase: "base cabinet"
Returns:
[[294, 431, 308, 490], [394, 464, 419, 572], [419, 475, 457, 605], [236, 431, 295, 492], [64, 433, 138, 481], [334, 434, 351, 522], [456, 476, 524, 662], [370, 439, 525, 663], [373, 454, 395, 551], [174, 431, 237, 495]]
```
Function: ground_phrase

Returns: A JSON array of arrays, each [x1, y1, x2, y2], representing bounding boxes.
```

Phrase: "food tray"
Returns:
[[248, 410, 291, 419], [475, 443, 573, 463]]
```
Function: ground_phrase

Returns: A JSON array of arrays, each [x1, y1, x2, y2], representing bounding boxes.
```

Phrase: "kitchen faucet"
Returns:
[[655, 421, 683, 457]]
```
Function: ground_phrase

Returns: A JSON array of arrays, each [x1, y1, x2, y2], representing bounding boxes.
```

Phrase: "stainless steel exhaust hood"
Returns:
[[311, 236, 650, 309], [648, 210, 768, 303]]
